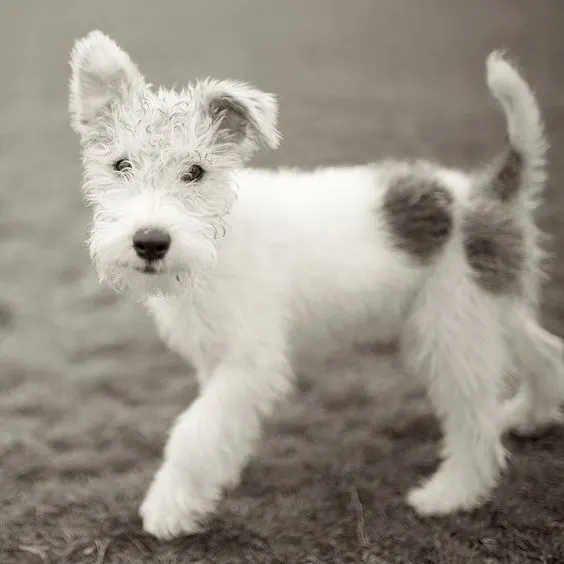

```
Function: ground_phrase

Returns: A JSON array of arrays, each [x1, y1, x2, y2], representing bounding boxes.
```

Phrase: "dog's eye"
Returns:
[[113, 158, 132, 173], [181, 165, 205, 184]]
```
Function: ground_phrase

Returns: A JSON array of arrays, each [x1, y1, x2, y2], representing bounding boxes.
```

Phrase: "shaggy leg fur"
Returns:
[[503, 307, 564, 436], [401, 240, 508, 515], [140, 349, 292, 539]]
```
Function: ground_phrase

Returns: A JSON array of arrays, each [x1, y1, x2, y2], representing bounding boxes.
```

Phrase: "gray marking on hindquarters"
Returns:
[[482, 146, 523, 202], [462, 201, 525, 294], [382, 169, 454, 261]]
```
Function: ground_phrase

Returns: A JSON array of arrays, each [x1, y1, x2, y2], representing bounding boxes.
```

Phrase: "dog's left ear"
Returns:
[[198, 79, 281, 159], [69, 30, 146, 138]]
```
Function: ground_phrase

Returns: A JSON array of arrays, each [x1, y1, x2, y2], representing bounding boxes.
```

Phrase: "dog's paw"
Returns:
[[502, 391, 563, 438], [406, 476, 484, 516], [140, 466, 214, 540]]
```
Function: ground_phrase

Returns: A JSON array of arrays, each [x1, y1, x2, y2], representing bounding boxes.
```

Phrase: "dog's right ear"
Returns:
[[69, 30, 145, 137]]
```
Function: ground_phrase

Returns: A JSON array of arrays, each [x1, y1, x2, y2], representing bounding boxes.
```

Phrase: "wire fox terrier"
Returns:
[[69, 31, 564, 539]]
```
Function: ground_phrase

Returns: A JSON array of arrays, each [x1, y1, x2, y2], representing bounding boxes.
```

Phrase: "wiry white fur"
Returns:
[[503, 304, 564, 436], [401, 225, 509, 514], [69, 32, 564, 540]]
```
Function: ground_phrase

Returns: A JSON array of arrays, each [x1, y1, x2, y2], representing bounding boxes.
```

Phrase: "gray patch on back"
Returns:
[[462, 201, 525, 294], [382, 167, 454, 262]]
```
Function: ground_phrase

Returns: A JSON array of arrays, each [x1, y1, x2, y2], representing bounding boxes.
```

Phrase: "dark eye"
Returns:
[[181, 165, 205, 183], [113, 158, 132, 173]]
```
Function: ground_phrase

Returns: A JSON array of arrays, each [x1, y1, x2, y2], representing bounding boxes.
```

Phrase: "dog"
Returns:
[[68, 31, 564, 539]]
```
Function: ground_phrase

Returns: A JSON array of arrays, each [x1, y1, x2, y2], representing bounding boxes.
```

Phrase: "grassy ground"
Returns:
[[1, 1, 563, 562]]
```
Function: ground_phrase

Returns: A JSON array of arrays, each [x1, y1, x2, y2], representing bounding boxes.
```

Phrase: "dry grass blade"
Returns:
[[350, 486, 368, 549], [94, 538, 112, 564]]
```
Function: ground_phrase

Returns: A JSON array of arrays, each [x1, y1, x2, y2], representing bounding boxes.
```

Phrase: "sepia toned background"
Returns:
[[1, 1, 563, 562]]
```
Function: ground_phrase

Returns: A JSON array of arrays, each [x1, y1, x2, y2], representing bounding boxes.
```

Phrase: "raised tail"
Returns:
[[482, 51, 547, 206]]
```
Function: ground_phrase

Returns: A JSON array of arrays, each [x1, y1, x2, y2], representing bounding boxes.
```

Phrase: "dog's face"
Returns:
[[69, 31, 280, 298]]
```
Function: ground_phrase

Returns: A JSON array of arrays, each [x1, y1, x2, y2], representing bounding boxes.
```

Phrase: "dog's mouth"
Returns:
[[134, 264, 159, 275], [133, 264, 183, 283]]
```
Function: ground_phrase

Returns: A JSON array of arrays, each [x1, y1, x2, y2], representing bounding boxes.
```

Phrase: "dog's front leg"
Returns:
[[140, 353, 292, 540]]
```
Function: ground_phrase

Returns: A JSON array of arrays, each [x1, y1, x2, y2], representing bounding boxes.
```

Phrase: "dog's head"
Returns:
[[69, 31, 280, 298]]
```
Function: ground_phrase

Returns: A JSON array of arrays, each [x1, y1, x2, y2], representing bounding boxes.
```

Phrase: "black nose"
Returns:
[[133, 228, 171, 261]]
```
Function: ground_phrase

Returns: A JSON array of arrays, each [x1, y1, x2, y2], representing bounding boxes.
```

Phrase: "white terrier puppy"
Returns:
[[69, 31, 564, 540]]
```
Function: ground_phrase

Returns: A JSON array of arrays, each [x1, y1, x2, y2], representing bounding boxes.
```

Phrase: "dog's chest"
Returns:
[[144, 296, 216, 372]]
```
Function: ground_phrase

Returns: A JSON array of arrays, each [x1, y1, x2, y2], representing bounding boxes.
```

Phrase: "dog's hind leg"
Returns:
[[400, 239, 509, 516], [502, 306, 564, 436]]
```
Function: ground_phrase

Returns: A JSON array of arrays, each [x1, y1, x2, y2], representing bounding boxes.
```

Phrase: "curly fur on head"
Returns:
[[69, 30, 280, 298]]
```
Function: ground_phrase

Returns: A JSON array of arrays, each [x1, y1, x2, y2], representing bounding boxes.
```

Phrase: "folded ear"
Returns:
[[197, 79, 281, 159], [69, 30, 145, 137]]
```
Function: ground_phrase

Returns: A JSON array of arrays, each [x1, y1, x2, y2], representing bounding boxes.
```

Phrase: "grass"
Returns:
[[1, 0, 563, 562]]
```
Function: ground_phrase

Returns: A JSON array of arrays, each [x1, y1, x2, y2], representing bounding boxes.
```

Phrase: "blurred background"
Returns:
[[1, 1, 563, 563]]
